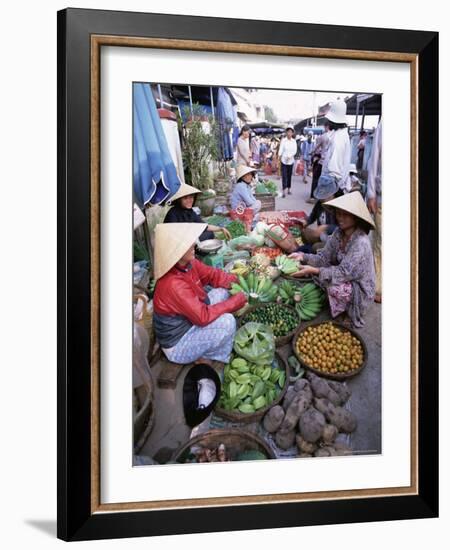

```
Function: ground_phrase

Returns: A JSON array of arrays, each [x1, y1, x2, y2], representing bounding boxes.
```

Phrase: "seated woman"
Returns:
[[153, 223, 247, 365], [164, 183, 231, 241], [290, 192, 375, 328], [230, 165, 262, 215]]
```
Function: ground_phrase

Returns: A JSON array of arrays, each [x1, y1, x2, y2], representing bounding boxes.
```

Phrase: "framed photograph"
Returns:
[[57, 8, 438, 541]]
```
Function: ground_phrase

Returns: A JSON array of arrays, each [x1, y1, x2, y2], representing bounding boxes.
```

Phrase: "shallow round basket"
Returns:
[[292, 321, 368, 380], [214, 352, 289, 424], [196, 238, 223, 255], [171, 428, 276, 463], [133, 370, 156, 454], [239, 304, 301, 347]]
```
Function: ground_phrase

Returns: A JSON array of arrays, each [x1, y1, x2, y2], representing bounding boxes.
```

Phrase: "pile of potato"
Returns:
[[262, 371, 356, 457]]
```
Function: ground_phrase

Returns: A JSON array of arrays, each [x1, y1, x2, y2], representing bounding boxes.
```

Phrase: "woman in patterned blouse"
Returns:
[[290, 192, 375, 327]]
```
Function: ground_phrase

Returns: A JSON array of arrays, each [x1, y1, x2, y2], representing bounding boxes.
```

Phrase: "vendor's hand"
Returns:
[[292, 266, 319, 277], [288, 252, 304, 262], [222, 227, 232, 240], [367, 197, 377, 215], [299, 219, 308, 228]]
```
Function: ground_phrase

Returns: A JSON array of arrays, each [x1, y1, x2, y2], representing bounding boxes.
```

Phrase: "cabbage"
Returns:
[[233, 322, 275, 365]]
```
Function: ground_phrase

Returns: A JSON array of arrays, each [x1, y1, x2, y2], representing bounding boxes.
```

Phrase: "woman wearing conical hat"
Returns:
[[152, 223, 247, 365], [164, 183, 232, 241], [230, 165, 261, 214], [289, 192, 376, 327]]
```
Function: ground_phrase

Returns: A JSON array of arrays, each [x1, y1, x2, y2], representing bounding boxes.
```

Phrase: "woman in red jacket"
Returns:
[[153, 223, 247, 365]]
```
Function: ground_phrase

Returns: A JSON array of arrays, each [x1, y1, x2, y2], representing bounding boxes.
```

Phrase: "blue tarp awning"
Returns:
[[216, 87, 235, 161], [133, 83, 181, 206]]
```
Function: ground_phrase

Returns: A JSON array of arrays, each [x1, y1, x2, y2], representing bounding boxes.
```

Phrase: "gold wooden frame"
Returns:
[[90, 36, 419, 514]]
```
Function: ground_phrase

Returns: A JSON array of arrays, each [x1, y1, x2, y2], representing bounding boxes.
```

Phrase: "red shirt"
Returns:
[[153, 259, 246, 327]]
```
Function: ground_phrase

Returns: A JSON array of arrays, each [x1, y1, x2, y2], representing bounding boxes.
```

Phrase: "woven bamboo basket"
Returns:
[[214, 352, 289, 424], [171, 428, 276, 463], [292, 321, 368, 380], [133, 368, 156, 453], [239, 304, 301, 347], [256, 193, 276, 212]]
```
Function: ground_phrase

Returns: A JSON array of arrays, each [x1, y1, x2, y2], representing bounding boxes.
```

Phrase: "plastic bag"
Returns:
[[266, 223, 298, 254], [229, 206, 254, 232], [233, 322, 275, 365], [296, 159, 305, 176], [226, 235, 256, 251]]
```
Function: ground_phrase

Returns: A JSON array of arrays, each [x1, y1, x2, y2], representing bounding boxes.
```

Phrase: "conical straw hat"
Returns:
[[324, 192, 375, 228], [154, 222, 207, 280], [167, 183, 201, 204], [236, 165, 257, 181]]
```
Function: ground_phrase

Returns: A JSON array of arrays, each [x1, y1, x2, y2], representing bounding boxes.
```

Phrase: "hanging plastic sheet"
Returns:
[[216, 87, 235, 161], [133, 83, 181, 206]]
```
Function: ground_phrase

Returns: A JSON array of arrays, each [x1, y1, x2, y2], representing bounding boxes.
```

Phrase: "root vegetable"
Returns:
[[314, 448, 330, 457], [296, 434, 317, 455], [334, 442, 353, 456], [328, 380, 352, 404], [314, 397, 330, 415], [280, 390, 312, 432], [275, 429, 296, 450], [314, 446, 337, 457], [294, 378, 310, 393], [299, 453, 312, 458], [299, 407, 326, 443], [306, 372, 341, 406], [314, 398, 357, 433], [263, 405, 285, 433], [282, 387, 297, 411], [322, 423, 339, 445]]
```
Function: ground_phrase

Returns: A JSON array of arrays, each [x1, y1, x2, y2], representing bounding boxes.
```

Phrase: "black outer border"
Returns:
[[57, 8, 439, 542]]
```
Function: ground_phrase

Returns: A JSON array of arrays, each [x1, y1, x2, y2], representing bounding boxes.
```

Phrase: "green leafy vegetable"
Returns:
[[233, 322, 275, 365]]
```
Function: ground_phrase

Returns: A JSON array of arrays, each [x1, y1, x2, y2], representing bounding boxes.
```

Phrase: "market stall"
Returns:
[[133, 206, 367, 465]]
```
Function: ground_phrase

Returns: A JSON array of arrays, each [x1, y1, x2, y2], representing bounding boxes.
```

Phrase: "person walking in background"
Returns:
[[356, 130, 367, 171], [366, 119, 382, 303], [320, 99, 351, 193], [250, 133, 261, 166], [301, 131, 314, 184], [259, 137, 268, 166], [308, 123, 331, 203], [279, 126, 297, 197], [236, 124, 252, 166], [270, 137, 280, 175]]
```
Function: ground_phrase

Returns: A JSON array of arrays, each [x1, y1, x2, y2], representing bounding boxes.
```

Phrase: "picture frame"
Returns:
[[57, 8, 439, 541]]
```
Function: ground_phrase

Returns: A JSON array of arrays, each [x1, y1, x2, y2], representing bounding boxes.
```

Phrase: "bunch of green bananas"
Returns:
[[277, 280, 302, 306], [229, 273, 278, 304], [217, 357, 286, 414], [275, 255, 300, 275], [294, 282, 326, 321]]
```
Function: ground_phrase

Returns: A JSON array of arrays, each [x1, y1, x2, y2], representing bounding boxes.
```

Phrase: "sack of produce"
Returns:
[[233, 322, 275, 365], [266, 223, 298, 253]]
